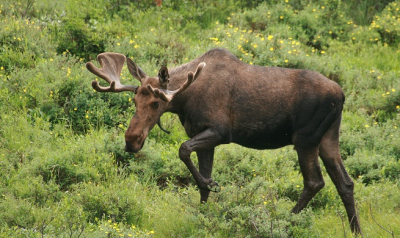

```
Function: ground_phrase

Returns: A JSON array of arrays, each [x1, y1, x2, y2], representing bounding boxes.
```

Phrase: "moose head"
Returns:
[[86, 53, 205, 153]]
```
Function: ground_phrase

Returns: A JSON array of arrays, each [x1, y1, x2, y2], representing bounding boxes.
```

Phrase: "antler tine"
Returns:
[[148, 62, 206, 102], [86, 53, 138, 93], [181, 61, 206, 89]]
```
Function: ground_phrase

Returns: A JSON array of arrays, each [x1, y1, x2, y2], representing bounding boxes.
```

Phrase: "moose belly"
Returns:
[[231, 124, 293, 150]]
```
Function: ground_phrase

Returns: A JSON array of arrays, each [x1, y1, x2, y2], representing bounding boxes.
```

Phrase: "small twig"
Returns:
[[336, 210, 347, 238], [251, 220, 259, 232], [243, 180, 264, 203], [21, 0, 35, 19], [369, 204, 394, 238], [39, 216, 55, 238], [77, 224, 86, 238], [355, 202, 363, 237], [277, 218, 283, 238], [270, 218, 274, 237], [262, 206, 273, 237]]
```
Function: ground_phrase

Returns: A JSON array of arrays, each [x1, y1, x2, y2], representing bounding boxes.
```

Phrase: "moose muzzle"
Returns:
[[125, 130, 147, 153]]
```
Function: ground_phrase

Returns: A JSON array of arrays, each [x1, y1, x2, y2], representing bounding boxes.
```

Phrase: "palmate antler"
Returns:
[[147, 62, 206, 102], [86, 53, 138, 93]]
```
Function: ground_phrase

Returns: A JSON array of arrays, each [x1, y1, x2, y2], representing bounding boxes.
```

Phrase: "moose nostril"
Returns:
[[125, 142, 134, 152]]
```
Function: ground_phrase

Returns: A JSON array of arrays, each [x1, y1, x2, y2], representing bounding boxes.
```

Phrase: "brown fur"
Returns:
[[88, 48, 361, 234]]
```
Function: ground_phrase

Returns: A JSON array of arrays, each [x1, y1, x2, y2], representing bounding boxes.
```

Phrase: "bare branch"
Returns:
[[21, 0, 35, 19], [370, 204, 394, 238]]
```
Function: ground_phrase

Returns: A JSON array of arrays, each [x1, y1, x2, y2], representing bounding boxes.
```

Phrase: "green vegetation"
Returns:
[[1, 0, 400, 237]]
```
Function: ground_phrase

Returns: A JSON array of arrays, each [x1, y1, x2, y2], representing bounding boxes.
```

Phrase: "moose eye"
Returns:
[[151, 101, 159, 109]]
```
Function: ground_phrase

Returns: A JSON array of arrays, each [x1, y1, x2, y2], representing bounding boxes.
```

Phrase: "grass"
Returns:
[[1, 0, 400, 237]]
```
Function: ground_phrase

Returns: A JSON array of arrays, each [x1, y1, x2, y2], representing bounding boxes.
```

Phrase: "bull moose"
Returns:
[[86, 48, 361, 233]]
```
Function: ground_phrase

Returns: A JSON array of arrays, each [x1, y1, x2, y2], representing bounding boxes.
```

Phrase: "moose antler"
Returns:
[[86, 53, 138, 93], [147, 62, 206, 102]]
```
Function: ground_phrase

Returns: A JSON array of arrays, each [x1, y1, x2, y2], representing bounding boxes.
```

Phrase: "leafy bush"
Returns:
[[345, 151, 390, 184], [0, 17, 55, 72], [383, 159, 400, 180], [55, 17, 106, 61], [197, 195, 314, 237], [73, 180, 145, 224], [371, 1, 400, 45]]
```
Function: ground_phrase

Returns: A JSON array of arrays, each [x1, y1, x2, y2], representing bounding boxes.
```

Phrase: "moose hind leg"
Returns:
[[292, 146, 325, 214], [197, 149, 215, 203], [319, 123, 361, 234]]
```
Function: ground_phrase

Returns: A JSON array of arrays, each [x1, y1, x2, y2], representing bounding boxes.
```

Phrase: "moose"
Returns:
[[86, 48, 361, 233]]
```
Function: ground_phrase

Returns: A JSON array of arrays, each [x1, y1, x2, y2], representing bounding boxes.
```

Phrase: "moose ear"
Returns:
[[127, 57, 147, 83], [158, 66, 169, 87]]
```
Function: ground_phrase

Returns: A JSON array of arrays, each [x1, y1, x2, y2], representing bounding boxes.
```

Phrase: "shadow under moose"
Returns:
[[86, 48, 361, 234]]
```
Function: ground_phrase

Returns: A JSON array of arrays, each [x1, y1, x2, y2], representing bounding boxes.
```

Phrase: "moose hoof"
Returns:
[[206, 179, 221, 192]]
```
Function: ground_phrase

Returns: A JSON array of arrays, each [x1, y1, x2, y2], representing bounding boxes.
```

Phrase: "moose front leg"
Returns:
[[197, 148, 215, 202], [179, 129, 224, 198]]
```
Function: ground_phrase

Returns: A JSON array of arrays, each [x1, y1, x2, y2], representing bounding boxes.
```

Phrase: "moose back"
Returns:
[[86, 48, 361, 233]]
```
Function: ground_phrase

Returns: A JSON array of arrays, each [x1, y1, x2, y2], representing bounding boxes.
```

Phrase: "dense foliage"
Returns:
[[1, 0, 400, 237]]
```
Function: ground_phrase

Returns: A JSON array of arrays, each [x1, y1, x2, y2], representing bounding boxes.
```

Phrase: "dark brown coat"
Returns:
[[86, 48, 361, 233]]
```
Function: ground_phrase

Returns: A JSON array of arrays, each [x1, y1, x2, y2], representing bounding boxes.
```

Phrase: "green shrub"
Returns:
[[73, 180, 145, 225], [197, 195, 314, 237], [342, 0, 394, 25], [55, 197, 87, 237], [345, 151, 388, 184], [8, 174, 61, 206], [128, 138, 193, 188], [55, 17, 106, 61], [371, 1, 400, 46], [383, 159, 400, 180], [0, 17, 55, 72], [35, 152, 93, 190]]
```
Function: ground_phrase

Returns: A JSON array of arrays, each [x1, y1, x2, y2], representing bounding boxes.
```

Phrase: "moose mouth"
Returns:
[[125, 140, 145, 153]]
